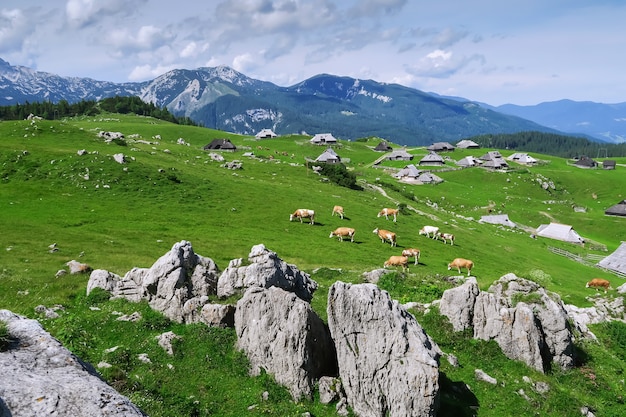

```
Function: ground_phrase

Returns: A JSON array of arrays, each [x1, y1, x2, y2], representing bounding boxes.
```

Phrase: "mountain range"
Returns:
[[1, 57, 625, 145]]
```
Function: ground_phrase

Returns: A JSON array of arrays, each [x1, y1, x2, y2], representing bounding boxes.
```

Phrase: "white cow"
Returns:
[[290, 209, 315, 225], [329, 227, 355, 242], [419, 225, 439, 239]]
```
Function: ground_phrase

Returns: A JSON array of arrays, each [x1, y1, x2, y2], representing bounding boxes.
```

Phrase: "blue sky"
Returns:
[[1, 0, 625, 106]]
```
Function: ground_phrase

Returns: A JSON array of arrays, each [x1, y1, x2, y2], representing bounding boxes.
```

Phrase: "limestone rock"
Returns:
[[361, 268, 391, 284], [217, 244, 317, 302], [199, 303, 235, 328], [318, 376, 344, 405], [156, 331, 181, 356], [86, 240, 220, 323], [443, 273, 576, 373], [327, 282, 441, 417], [439, 277, 480, 331], [235, 286, 337, 401], [475, 369, 497, 385], [0, 310, 146, 416]]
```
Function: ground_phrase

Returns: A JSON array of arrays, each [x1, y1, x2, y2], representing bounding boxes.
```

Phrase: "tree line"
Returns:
[[0, 96, 198, 126], [467, 131, 626, 158]]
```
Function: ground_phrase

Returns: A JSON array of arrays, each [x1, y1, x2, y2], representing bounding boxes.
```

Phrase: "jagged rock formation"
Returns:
[[327, 282, 441, 417], [234, 286, 337, 401], [87, 240, 220, 323], [439, 273, 576, 373], [439, 277, 480, 331], [217, 244, 318, 302], [0, 310, 146, 416]]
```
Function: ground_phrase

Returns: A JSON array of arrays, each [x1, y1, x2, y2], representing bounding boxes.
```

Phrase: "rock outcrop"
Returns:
[[0, 310, 146, 416], [217, 244, 317, 301], [87, 240, 220, 323], [234, 286, 337, 401], [438, 277, 480, 331], [327, 282, 441, 417], [439, 273, 575, 373]]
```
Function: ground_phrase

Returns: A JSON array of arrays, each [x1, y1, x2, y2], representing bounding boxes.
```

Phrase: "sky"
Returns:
[[1, 0, 626, 106]]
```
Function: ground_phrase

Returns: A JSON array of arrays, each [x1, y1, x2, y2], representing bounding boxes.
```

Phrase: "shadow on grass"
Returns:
[[438, 372, 479, 417]]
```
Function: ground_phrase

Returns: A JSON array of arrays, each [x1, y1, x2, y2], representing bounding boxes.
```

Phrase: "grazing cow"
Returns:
[[586, 278, 611, 293], [332, 205, 345, 219], [419, 225, 440, 239], [329, 227, 356, 242], [290, 209, 315, 225], [437, 232, 455, 245], [384, 255, 409, 271], [401, 248, 421, 265], [377, 208, 399, 222], [373, 228, 397, 247], [448, 258, 474, 276]]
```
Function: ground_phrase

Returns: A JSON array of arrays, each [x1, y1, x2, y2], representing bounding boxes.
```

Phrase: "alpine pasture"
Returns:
[[1, 113, 625, 416]]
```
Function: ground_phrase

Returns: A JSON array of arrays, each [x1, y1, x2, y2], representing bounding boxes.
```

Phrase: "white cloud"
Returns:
[[127, 63, 177, 81], [65, 0, 146, 28], [180, 41, 209, 59], [106, 25, 173, 52], [232, 53, 258, 73], [0, 9, 33, 52], [406, 49, 484, 79]]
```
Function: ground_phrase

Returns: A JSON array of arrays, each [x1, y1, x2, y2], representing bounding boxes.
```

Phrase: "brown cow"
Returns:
[[586, 278, 611, 293]]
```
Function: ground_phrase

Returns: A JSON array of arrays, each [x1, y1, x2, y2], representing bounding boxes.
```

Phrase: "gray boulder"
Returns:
[[199, 303, 236, 328], [217, 244, 317, 302], [86, 240, 220, 323], [0, 310, 146, 416], [327, 282, 441, 417], [235, 286, 337, 401], [445, 273, 576, 373], [439, 277, 480, 331]]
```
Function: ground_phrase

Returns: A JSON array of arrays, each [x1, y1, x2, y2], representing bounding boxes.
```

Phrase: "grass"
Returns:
[[1, 113, 625, 416]]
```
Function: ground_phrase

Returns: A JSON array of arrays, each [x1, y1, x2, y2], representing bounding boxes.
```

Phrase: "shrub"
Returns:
[[0, 321, 10, 351], [141, 309, 172, 331], [317, 163, 363, 190], [85, 287, 111, 305]]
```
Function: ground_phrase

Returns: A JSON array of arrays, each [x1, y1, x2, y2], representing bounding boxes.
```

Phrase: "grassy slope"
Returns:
[[1, 114, 624, 416]]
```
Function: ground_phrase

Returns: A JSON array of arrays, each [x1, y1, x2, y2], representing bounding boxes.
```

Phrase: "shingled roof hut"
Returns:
[[605, 200, 626, 217], [597, 242, 626, 276], [203, 138, 237, 151]]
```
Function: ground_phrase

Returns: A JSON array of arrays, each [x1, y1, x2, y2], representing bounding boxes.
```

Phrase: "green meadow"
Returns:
[[1, 113, 625, 416]]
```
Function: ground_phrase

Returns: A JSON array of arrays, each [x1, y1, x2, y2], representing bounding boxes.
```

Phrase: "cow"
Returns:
[[586, 278, 611, 293], [437, 232, 455, 245], [329, 227, 355, 242], [384, 255, 409, 271], [290, 209, 315, 225], [377, 208, 399, 222], [401, 248, 421, 265], [448, 258, 474, 276], [373, 228, 397, 247], [419, 225, 440, 239], [332, 205, 344, 219]]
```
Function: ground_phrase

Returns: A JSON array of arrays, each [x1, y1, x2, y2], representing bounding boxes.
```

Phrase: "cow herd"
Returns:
[[289, 205, 474, 276], [289, 205, 614, 291]]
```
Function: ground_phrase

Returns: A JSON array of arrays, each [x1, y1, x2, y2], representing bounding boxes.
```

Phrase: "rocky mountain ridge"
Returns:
[[0, 58, 559, 146]]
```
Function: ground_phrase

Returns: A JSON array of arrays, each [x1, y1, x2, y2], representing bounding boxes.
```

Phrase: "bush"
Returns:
[[317, 163, 363, 190], [141, 309, 172, 331], [0, 321, 10, 351], [85, 287, 111, 305]]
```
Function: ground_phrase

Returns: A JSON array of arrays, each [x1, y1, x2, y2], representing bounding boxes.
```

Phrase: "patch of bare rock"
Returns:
[[0, 309, 146, 416]]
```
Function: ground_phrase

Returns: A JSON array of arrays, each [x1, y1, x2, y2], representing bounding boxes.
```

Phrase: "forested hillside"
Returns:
[[469, 131, 626, 158]]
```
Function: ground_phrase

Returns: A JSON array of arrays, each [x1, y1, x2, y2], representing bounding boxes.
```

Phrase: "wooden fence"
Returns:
[[548, 246, 626, 279]]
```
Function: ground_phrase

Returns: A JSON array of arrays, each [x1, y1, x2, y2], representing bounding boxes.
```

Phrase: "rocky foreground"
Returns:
[[2, 240, 625, 416]]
